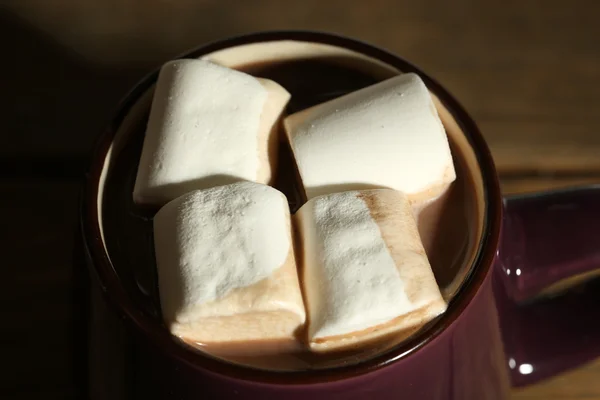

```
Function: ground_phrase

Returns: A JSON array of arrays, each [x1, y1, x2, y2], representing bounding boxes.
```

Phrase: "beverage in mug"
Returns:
[[82, 32, 600, 399]]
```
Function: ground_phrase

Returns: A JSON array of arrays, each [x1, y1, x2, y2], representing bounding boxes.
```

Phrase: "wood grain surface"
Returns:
[[1, 1, 599, 399]]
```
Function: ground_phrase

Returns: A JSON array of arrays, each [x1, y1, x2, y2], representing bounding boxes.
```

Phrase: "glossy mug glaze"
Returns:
[[81, 31, 600, 399]]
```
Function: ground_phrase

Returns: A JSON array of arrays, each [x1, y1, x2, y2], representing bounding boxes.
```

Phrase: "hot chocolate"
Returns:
[[100, 54, 481, 371]]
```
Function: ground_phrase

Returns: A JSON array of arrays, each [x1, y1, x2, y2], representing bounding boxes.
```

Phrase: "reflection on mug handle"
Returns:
[[496, 184, 600, 387]]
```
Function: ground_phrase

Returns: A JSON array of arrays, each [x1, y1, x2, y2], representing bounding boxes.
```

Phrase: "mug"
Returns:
[[80, 31, 600, 399]]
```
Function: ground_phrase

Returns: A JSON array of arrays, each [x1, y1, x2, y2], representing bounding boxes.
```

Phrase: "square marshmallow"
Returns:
[[154, 182, 305, 353], [296, 189, 446, 352], [134, 59, 290, 205], [284, 73, 455, 203]]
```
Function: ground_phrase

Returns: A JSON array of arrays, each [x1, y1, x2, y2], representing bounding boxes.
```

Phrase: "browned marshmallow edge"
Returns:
[[301, 189, 447, 353]]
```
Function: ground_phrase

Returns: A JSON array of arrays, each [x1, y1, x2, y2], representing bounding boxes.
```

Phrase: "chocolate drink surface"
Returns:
[[101, 57, 479, 371]]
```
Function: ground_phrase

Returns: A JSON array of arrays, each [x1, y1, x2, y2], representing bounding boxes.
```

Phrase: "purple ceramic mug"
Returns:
[[81, 31, 600, 399]]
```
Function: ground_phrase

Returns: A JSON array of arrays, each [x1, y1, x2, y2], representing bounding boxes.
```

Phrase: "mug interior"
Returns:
[[86, 33, 498, 381]]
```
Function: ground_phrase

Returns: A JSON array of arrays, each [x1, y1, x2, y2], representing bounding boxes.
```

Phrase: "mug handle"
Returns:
[[496, 184, 600, 387]]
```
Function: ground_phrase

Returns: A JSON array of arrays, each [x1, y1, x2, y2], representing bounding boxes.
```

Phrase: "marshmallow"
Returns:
[[295, 189, 446, 352], [284, 73, 455, 203], [134, 59, 290, 205], [154, 182, 305, 353]]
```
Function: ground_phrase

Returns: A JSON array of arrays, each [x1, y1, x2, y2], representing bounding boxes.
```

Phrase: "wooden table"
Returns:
[[2, 1, 599, 398]]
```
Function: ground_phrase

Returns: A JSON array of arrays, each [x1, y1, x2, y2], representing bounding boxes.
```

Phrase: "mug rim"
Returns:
[[81, 30, 502, 384]]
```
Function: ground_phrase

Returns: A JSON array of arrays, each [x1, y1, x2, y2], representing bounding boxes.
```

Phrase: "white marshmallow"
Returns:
[[134, 59, 290, 205], [284, 73, 455, 203], [154, 181, 305, 352], [296, 189, 446, 352]]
